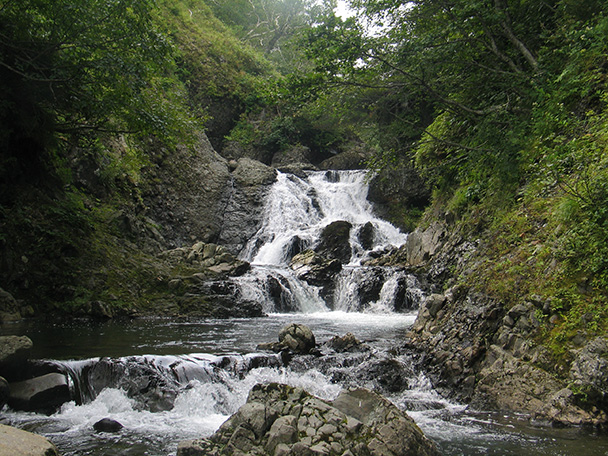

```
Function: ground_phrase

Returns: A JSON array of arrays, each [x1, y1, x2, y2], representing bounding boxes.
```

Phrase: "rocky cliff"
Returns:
[[371, 217, 608, 428]]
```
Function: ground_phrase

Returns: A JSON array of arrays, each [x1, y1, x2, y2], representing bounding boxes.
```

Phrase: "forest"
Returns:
[[0, 0, 607, 427]]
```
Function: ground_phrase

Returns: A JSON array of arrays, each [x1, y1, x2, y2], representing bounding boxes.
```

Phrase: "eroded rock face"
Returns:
[[143, 133, 233, 248], [218, 158, 277, 255], [177, 383, 440, 456]]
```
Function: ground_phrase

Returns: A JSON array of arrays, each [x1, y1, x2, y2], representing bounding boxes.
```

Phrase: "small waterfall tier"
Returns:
[[233, 170, 422, 313]]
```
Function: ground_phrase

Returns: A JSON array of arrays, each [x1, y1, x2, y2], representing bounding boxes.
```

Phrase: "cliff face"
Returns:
[[374, 218, 608, 427]]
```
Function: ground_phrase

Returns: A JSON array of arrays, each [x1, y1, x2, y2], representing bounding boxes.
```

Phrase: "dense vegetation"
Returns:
[[0, 0, 607, 358], [300, 0, 608, 354]]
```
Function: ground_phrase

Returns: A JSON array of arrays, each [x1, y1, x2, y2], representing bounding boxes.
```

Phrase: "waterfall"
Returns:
[[233, 170, 419, 313]]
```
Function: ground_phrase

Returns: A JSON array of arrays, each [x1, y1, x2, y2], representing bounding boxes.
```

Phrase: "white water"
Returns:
[[240, 170, 407, 266]]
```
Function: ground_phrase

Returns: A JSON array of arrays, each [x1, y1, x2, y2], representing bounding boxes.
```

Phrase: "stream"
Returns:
[[1, 170, 607, 455]]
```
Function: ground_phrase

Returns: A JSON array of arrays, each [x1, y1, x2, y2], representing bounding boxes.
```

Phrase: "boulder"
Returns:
[[0, 288, 21, 322], [315, 221, 353, 263], [290, 250, 342, 286], [0, 335, 33, 368], [177, 383, 440, 456], [0, 424, 60, 456], [278, 324, 316, 354], [7, 373, 71, 413], [93, 418, 124, 433]]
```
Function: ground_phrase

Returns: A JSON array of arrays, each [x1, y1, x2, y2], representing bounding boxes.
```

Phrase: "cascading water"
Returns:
[[234, 170, 418, 313]]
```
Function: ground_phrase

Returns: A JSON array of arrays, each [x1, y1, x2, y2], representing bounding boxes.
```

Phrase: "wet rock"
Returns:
[[0, 423, 60, 456], [325, 333, 365, 353], [358, 222, 375, 250], [93, 418, 124, 433], [177, 383, 440, 456], [290, 250, 342, 287], [7, 372, 71, 413], [279, 324, 316, 354], [315, 221, 353, 263], [353, 358, 412, 394]]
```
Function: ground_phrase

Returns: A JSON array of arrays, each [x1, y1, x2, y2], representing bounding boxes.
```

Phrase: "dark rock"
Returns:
[[7, 372, 71, 413], [367, 159, 430, 229], [0, 288, 21, 322], [353, 358, 412, 394], [315, 221, 353, 263], [358, 221, 375, 250], [0, 423, 60, 456], [93, 418, 124, 433], [278, 324, 316, 354], [177, 383, 440, 456], [0, 376, 8, 409]]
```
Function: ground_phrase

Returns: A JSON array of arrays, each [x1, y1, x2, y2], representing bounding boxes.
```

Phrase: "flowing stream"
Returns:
[[1, 170, 607, 455]]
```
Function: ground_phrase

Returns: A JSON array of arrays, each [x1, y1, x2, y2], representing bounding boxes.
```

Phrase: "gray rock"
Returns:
[[218, 158, 277, 254], [279, 324, 316, 354], [0, 288, 21, 322], [8, 373, 71, 413], [0, 335, 33, 368], [570, 337, 608, 402], [177, 383, 440, 456], [0, 423, 60, 456], [290, 250, 342, 287], [143, 133, 232, 248], [315, 221, 353, 264]]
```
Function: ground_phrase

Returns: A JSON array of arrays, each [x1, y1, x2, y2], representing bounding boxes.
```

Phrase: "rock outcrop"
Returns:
[[177, 383, 440, 456], [218, 158, 277, 254], [143, 133, 233, 248], [389, 216, 608, 427], [0, 424, 60, 456]]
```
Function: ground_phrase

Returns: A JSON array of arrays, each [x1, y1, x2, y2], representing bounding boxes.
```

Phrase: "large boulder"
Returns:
[[290, 250, 342, 286], [7, 373, 71, 413], [278, 324, 316, 355], [177, 383, 440, 456], [315, 221, 353, 264], [0, 424, 60, 456], [0, 335, 33, 381]]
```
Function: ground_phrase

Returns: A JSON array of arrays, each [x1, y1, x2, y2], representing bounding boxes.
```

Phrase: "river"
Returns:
[[1, 170, 607, 455]]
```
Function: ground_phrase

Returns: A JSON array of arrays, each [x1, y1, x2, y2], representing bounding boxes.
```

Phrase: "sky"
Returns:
[[335, 0, 355, 18]]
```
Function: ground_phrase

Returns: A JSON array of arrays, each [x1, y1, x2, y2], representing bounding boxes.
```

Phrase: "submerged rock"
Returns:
[[177, 383, 440, 456]]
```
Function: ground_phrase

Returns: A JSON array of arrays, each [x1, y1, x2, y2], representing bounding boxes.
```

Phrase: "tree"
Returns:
[[0, 0, 192, 181]]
